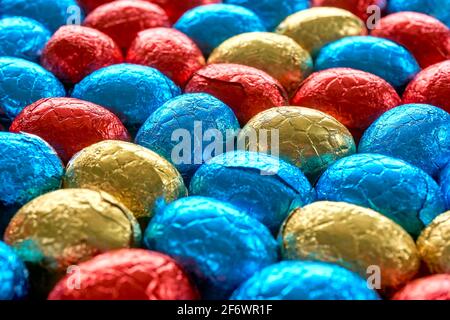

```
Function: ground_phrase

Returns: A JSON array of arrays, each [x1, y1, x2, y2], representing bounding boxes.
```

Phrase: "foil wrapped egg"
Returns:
[[208, 32, 313, 95], [311, 0, 386, 21], [280, 201, 420, 291], [359, 104, 450, 179], [440, 165, 450, 209], [231, 261, 380, 300], [0, 241, 29, 300], [144, 196, 278, 300], [238, 106, 356, 183], [64, 140, 187, 225], [276, 7, 366, 56], [417, 211, 450, 274], [48, 249, 199, 300], [393, 274, 450, 300], [388, 0, 450, 27]]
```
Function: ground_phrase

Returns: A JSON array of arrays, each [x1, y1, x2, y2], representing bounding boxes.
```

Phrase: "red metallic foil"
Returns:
[[292, 68, 401, 140], [41, 25, 123, 84], [312, 0, 386, 21], [393, 274, 450, 300], [127, 27, 205, 87], [149, 0, 221, 23], [77, 0, 112, 13], [403, 60, 450, 113], [48, 249, 199, 300], [371, 12, 450, 69], [84, 1, 171, 51], [10, 97, 130, 163], [185, 63, 288, 124]]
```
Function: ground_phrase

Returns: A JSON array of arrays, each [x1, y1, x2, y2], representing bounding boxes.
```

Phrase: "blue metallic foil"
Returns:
[[224, 0, 310, 31], [388, 0, 450, 27], [0, 0, 85, 32], [359, 104, 450, 179], [0, 17, 50, 62], [0, 57, 65, 119], [144, 196, 278, 300], [174, 4, 266, 55], [316, 153, 446, 237], [440, 164, 450, 209], [315, 36, 420, 89], [72, 64, 181, 131], [190, 151, 315, 233], [0, 241, 28, 300], [135, 93, 240, 182], [231, 261, 380, 300]]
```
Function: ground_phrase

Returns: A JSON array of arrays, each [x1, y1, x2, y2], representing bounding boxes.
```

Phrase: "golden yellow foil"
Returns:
[[64, 140, 187, 224], [276, 7, 366, 55], [237, 106, 356, 182], [417, 211, 450, 274], [280, 201, 420, 291], [208, 32, 313, 95]]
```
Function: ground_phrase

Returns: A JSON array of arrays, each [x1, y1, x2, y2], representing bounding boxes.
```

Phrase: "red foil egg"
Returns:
[[311, 0, 386, 21], [41, 25, 123, 84], [84, 0, 171, 51], [393, 274, 450, 300], [10, 97, 130, 163], [77, 0, 112, 13], [149, 0, 221, 23], [403, 60, 450, 113], [185, 63, 288, 124], [372, 12, 450, 69], [48, 249, 199, 300], [292, 68, 400, 140], [127, 27, 205, 87]]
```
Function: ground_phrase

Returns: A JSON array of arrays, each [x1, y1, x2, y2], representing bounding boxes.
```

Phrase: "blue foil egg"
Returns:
[[315, 36, 420, 89], [135, 93, 240, 182], [0, 0, 85, 32], [0, 241, 28, 300], [174, 4, 266, 55], [144, 196, 278, 300], [359, 104, 450, 179], [231, 261, 380, 300], [72, 64, 181, 131], [190, 151, 315, 233], [388, 0, 450, 27], [0, 17, 50, 62], [224, 0, 309, 31], [316, 153, 446, 237], [0, 57, 65, 119], [440, 164, 450, 209]]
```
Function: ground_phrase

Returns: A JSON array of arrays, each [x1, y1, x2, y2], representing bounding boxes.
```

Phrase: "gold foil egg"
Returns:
[[280, 201, 420, 291], [276, 7, 367, 55], [64, 140, 187, 224], [237, 106, 356, 182], [208, 32, 313, 95], [417, 211, 450, 274]]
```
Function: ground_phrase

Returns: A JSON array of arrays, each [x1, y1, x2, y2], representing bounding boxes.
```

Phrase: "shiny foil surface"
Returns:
[[231, 261, 380, 300], [135, 93, 240, 182], [208, 32, 313, 95], [185, 63, 288, 125], [316, 154, 446, 237], [388, 0, 450, 27], [292, 68, 401, 140], [144, 196, 278, 300], [71, 64, 180, 130], [312, 0, 386, 21], [48, 249, 199, 300], [393, 275, 450, 300], [0, 17, 51, 62], [190, 151, 315, 233], [359, 104, 450, 179], [64, 140, 187, 224], [41, 25, 123, 84], [0, 241, 29, 300], [77, 0, 112, 13], [10, 98, 130, 163], [0, 57, 65, 119], [440, 165, 450, 209], [403, 60, 450, 114], [84, 1, 171, 51], [371, 12, 450, 69], [149, 0, 222, 23], [315, 36, 420, 88], [417, 211, 450, 274], [126, 27, 205, 87], [276, 7, 366, 56], [238, 107, 356, 183], [280, 201, 420, 291], [174, 4, 266, 55]]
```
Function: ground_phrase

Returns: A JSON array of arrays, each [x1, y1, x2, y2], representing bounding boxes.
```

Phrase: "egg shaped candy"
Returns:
[[0, 241, 28, 300], [387, 0, 450, 27], [393, 274, 450, 300], [440, 164, 450, 209]]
